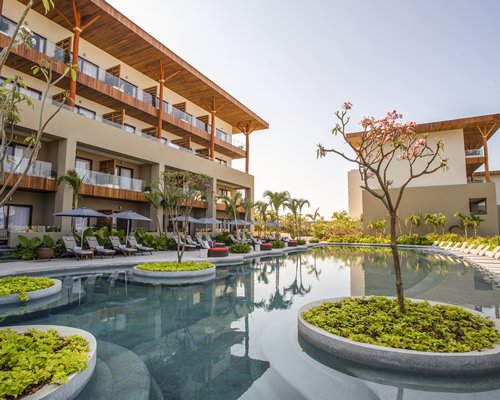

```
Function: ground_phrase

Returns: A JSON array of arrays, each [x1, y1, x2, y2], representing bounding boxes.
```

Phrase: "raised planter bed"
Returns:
[[0, 278, 62, 306], [1, 325, 96, 400], [207, 247, 229, 257], [132, 261, 216, 285], [298, 297, 500, 375]]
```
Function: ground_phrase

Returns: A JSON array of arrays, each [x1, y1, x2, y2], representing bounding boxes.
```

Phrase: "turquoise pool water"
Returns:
[[1, 247, 500, 400]]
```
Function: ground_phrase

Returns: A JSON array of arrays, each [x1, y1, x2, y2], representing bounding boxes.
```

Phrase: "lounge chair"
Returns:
[[458, 243, 476, 255], [109, 236, 137, 256], [127, 236, 153, 255], [204, 234, 225, 247], [173, 234, 197, 251], [62, 236, 94, 260], [185, 235, 201, 249], [86, 236, 115, 259], [468, 244, 484, 256], [451, 242, 468, 252]]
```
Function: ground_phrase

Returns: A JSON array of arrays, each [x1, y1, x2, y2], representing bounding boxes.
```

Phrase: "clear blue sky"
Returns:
[[108, 0, 500, 218]]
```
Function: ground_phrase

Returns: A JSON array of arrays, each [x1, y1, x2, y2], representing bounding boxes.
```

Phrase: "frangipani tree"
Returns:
[[317, 103, 447, 313]]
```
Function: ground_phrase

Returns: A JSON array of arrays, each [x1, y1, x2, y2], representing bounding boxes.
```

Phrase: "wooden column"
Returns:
[[210, 96, 216, 160], [237, 122, 257, 174], [157, 60, 165, 139], [477, 125, 496, 183]]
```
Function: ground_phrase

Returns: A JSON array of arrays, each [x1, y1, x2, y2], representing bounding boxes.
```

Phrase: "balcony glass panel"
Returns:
[[3, 156, 56, 179], [465, 149, 484, 157], [76, 168, 145, 192]]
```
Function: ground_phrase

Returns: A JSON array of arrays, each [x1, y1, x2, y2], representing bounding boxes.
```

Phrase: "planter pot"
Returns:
[[36, 247, 54, 260], [254, 244, 261, 251], [298, 297, 500, 375], [199, 248, 208, 258]]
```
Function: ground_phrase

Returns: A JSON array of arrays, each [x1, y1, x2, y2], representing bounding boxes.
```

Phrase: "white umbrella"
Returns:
[[54, 207, 110, 245]]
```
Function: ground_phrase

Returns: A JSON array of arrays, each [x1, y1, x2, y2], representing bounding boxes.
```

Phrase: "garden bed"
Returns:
[[0, 325, 96, 399], [298, 296, 500, 374], [0, 277, 62, 306], [133, 261, 216, 284]]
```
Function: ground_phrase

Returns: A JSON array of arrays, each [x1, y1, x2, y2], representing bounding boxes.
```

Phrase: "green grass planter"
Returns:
[[0, 276, 62, 305], [133, 261, 216, 285], [229, 243, 251, 254], [0, 326, 96, 399], [298, 296, 500, 375]]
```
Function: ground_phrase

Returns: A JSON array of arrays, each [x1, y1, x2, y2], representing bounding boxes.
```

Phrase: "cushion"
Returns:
[[211, 247, 228, 251], [118, 244, 126, 250], [96, 245, 104, 251], [73, 246, 82, 251]]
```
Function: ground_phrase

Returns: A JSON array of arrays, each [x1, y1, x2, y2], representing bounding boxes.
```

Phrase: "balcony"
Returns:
[[76, 168, 146, 202], [1, 156, 57, 191], [465, 148, 484, 158]]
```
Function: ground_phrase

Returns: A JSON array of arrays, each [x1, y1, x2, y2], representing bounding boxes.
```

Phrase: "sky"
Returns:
[[108, 0, 500, 219]]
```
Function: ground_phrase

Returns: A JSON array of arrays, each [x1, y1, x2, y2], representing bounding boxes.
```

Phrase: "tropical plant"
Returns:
[[263, 190, 289, 239], [436, 212, 446, 235], [218, 191, 243, 239], [367, 220, 386, 237], [405, 213, 422, 236], [317, 103, 447, 313], [271, 240, 286, 249], [239, 197, 256, 230], [0, 0, 73, 210], [135, 228, 174, 251], [41, 234, 63, 256], [255, 201, 269, 236], [452, 212, 472, 238], [229, 243, 252, 254], [424, 213, 439, 233], [12, 235, 42, 260], [215, 230, 232, 245], [469, 215, 484, 238], [296, 198, 310, 240], [57, 169, 83, 209]]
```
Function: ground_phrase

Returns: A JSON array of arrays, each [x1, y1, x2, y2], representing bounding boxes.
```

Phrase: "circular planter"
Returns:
[[132, 265, 216, 285], [2, 325, 96, 400], [298, 297, 500, 375], [36, 247, 55, 260], [207, 247, 229, 257], [0, 279, 62, 306]]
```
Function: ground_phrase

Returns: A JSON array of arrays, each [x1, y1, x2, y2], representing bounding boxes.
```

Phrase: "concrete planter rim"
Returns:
[[298, 296, 500, 375], [132, 265, 216, 278], [0, 279, 62, 306], [2, 325, 96, 400]]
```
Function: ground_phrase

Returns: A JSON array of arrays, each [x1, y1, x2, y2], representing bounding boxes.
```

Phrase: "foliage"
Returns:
[[12, 235, 42, 260], [136, 261, 214, 272], [302, 296, 500, 352], [297, 239, 307, 245], [367, 220, 387, 237], [41, 234, 64, 256], [317, 103, 447, 313], [326, 235, 390, 244], [229, 243, 252, 254], [271, 240, 286, 249], [0, 328, 89, 399], [57, 169, 83, 210], [452, 212, 484, 238], [309, 238, 320, 243], [396, 235, 434, 246], [135, 228, 175, 251], [215, 231, 232, 245], [74, 226, 124, 247], [218, 191, 243, 239], [143, 191, 164, 233], [312, 211, 362, 240], [0, 276, 54, 301], [263, 190, 290, 238], [405, 213, 422, 236]]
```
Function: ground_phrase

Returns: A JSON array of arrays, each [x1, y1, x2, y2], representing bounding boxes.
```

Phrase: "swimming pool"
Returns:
[[2, 247, 500, 400]]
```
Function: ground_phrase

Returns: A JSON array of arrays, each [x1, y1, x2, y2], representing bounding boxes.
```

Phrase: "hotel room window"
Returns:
[[469, 198, 487, 215]]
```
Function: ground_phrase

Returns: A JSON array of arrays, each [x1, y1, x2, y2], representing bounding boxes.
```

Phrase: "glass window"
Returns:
[[124, 124, 136, 133], [469, 198, 487, 215], [121, 79, 138, 98], [0, 205, 32, 231], [75, 106, 96, 120], [116, 166, 133, 190], [75, 157, 92, 171], [77, 57, 99, 79], [31, 32, 47, 54]]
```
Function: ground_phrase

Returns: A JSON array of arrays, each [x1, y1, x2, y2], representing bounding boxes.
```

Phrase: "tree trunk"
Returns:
[[390, 211, 406, 313]]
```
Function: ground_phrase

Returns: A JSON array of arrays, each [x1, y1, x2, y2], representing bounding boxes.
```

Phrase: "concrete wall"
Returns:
[[361, 182, 499, 236], [348, 169, 363, 219]]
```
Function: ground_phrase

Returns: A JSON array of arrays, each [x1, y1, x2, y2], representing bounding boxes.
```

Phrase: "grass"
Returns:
[[136, 261, 214, 272], [0, 328, 89, 399], [302, 296, 500, 352], [0, 276, 54, 301]]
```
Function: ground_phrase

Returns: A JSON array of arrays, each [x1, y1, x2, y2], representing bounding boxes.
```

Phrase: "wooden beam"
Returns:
[[81, 14, 101, 31], [477, 125, 496, 183], [237, 121, 257, 174], [157, 59, 164, 139], [210, 96, 216, 160]]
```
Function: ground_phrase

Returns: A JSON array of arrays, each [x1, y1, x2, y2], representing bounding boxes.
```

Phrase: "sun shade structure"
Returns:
[[264, 221, 282, 227], [170, 216, 200, 223], [193, 217, 220, 234], [228, 219, 246, 226], [112, 210, 151, 236], [54, 207, 110, 245]]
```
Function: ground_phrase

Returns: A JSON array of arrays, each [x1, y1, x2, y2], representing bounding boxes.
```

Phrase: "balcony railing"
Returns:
[[465, 148, 484, 158], [76, 168, 145, 192], [0, 15, 245, 151], [2, 156, 56, 179]]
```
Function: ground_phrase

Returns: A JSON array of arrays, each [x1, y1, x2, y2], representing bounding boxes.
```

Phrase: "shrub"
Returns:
[[302, 296, 500, 352], [135, 229, 175, 251], [229, 243, 251, 254], [297, 239, 307, 245], [0, 276, 55, 301], [136, 261, 214, 272], [0, 328, 89, 399], [271, 240, 286, 249], [326, 235, 390, 244], [42, 234, 64, 256], [397, 235, 434, 246], [216, 231, 232, 245], [12, 236, 42, 260], [309, 238, 320, 243]]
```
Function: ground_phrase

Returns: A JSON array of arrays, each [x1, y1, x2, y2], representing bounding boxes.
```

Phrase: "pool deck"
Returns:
[[0, 245, 315, 277]]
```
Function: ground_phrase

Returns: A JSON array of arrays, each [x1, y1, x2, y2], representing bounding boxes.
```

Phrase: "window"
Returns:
[[75, 106, 96, 120], [0, 76, 42, 100], [77, 57, 99, 79], [31, 32, 47, 54], [116, 166, 133, 190], [121, 79, 137, 98], [75, 157, 92, 171], [124, 124, 136, 133], [0, 205, 32, 231], [469, 198, 487, 215], [218, 188, 229, 197]]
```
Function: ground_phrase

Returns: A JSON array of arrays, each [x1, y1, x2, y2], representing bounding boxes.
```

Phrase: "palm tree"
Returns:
[[144, 191, 163, 234], [296, 198, 310, 240], [405, 213, 421, 236], [255, 201, 269, 237], [285, 198, 300, 239], [367, 220, 386, 237], [218, 191, 243, 239], [240, 197, 256, 230], [263, 190, 289, 239], [57, 169, 83, 209], [436, 212, 446, 235], [424, 213, 439, 233], [306, 207, 321, 223]]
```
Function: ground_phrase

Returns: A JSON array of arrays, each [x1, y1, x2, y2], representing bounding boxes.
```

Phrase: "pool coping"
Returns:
[[298, 297, 500, 375]]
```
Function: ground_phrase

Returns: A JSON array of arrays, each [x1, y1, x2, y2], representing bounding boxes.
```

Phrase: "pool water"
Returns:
[[2, 247, 500, 400]]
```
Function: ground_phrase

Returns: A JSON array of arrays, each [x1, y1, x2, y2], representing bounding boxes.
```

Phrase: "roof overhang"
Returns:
[[22, 0, 269, 134]]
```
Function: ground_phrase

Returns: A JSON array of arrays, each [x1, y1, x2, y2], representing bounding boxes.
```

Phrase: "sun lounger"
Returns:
[[86, 236, 115, 259], [185, 235, 202, 249], [451, 242, 468, 252], [173, 234, 197, 251], [109, 236, 137, 256], [127, 236, 153, 255], [62, 236, 94, 260]]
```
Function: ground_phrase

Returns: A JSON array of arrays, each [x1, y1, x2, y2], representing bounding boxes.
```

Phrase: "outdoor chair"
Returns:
[[204, 234, 225, 247], [127, 236, 153, 255], [109, 236, 137, 256], [451, 242, 468, 252], [86, 236, 116, 259], [185, 235, 201, 249], [62, 236, 94, 260], [173, 234, 197, 251]]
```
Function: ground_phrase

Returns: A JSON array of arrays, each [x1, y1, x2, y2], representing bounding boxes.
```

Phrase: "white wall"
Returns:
[[348, 169, 363, 219]]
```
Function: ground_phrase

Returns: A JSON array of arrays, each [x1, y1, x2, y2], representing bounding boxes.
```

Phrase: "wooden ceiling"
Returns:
[[346, 113, 500, 150], [22, 0, 269, 134]]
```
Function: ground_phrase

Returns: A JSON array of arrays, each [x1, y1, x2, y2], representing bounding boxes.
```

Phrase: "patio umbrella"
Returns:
[[228, 219, 246, 226], [193, 217, 220, 234], [265, 221, 282, 227], [54, 207, 110, 245], [170, 216, 200, 223], [112, 210, 151, 236]]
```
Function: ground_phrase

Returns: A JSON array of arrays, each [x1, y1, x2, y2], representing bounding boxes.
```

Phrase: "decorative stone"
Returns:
[[298, 297, 500, 375]]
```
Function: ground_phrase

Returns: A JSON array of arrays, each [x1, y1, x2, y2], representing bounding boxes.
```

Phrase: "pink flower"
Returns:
[[343, 102, 353, 110]]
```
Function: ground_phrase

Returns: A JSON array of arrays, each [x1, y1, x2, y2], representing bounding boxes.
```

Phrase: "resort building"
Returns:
[[347, 114, 500, 236], [0, 0, 268, 239]]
